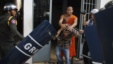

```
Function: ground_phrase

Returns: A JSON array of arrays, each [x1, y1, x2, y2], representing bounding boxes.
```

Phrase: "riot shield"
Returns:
[[84, 25, 105, 63], [0, 20, 56, 64], [95, 7, 113, 64]]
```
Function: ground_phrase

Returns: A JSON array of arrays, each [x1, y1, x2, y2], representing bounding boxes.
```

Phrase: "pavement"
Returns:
[[33, 58, 84, 64], [33, 44, 84, 64]]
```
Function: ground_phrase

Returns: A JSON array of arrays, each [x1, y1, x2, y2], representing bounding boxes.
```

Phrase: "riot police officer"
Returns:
[[0, 3, 24, 60], [82, 9, 99, 64]]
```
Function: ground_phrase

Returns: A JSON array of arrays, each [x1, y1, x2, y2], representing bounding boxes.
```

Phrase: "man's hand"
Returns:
[[83, 14, 86, 17], [67, 26, 73, 31], [79, 29, 84, 34], [61, 24, 67, 29]]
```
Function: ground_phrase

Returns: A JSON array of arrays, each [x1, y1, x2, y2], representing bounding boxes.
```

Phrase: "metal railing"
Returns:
[[78, 0, 96, 58]]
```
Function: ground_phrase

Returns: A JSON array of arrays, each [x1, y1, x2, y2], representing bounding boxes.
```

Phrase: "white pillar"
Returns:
[[49, 0, 52, 24], [24, 0, 33, 64], [96, 0, 112, 9]]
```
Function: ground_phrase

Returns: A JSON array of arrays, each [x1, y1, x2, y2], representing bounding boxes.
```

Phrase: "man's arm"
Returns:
[[83, 14, 89, 26], [83, 14, 87, 26], [59, 15, 64, 26], [72, 29, 84, 37], [59, 15, 67, 29], [9, 18, 24, 40], [55, 28, 62, 38]]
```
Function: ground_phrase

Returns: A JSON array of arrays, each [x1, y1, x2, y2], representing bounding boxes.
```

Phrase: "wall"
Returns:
[[96, 0, 112, 9]]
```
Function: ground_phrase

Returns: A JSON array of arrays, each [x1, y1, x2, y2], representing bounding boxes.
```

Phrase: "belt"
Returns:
[[58, 44, 70, 48]]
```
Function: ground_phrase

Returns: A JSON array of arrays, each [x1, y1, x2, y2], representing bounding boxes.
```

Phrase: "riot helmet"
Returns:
[[4, 3, 17, 11], [91, 9, 99, 14]]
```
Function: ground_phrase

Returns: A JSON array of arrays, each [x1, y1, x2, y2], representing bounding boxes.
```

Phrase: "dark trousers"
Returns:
[[82, 41, 92, 64], [0, 43, 14, 60]]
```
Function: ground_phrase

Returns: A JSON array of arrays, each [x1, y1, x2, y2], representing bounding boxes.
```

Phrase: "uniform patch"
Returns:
[[11, 20, 16, 24]]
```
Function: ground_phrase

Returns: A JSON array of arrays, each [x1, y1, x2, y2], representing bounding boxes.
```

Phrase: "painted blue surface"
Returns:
[[95, 7, 113, 64], [0, 20, 56, 64], [84, 25, 104, 63]]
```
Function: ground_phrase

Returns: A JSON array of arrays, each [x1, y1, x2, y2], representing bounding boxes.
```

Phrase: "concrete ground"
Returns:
[[33, 59, 84, 64], [33, 43, 84, 64]]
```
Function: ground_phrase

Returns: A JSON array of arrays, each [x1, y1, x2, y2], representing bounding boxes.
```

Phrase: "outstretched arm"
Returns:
[[59, 15, 67, 29], [55, 28, 62, 38], [83, 14, 89, 26]]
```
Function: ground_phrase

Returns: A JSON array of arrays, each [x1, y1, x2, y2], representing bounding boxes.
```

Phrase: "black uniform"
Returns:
[[0, 13, 23, 59]]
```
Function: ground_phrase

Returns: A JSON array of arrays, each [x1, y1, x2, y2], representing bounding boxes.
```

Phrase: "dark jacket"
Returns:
[[0, 13, 23, 44]]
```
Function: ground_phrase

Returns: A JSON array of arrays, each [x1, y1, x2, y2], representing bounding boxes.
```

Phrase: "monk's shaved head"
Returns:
[[66, 6, 73, 15], [67, 6, 73, 10]]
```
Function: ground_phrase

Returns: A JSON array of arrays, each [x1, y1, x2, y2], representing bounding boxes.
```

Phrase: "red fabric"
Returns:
[[67, 15, 77, 25], [69, 36, 76, 57]]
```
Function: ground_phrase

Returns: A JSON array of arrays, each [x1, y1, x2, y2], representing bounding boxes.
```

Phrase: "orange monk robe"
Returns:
[[61, 15, 78, 58], [67, 15, 78, 58]]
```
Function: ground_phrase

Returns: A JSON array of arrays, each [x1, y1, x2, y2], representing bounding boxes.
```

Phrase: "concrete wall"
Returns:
[[96, 0, 112, 9]]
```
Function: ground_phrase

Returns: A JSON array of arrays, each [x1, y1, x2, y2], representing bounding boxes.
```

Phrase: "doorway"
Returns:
[[51, 0, 81, 62], [32, 0, 51, 63]]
